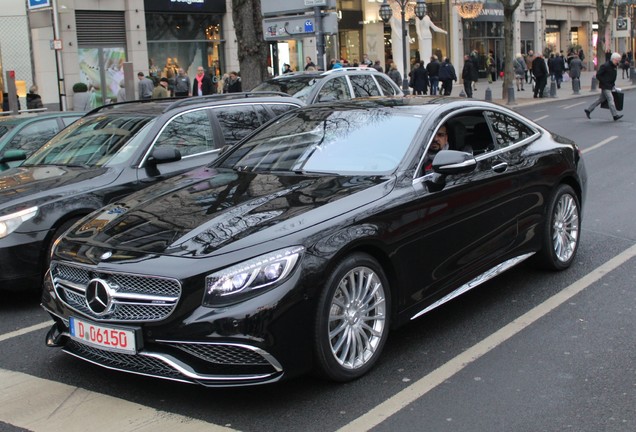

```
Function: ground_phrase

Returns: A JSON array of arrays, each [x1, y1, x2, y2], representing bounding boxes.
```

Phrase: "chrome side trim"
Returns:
[[410, 252, 535, 321]]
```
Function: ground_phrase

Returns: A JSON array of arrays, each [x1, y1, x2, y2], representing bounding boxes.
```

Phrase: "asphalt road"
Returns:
[[1, 92, 635, 432]]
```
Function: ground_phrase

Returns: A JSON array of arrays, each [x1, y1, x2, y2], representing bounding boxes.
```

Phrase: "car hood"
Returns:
[[0, 165, 115, 214], [66, 166, 394, 258]]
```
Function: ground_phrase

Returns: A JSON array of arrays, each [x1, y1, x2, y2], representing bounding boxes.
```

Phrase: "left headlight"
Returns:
[[0, 207, 38, 239], [203, 246, 304, 306]]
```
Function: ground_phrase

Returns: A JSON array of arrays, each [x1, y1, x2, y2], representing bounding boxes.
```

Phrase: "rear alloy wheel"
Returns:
[[314, 253, 390, 382], [538, 184, 580, 270]]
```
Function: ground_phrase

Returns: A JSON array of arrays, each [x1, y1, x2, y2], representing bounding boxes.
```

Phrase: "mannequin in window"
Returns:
[[416, 15, 447, 65]]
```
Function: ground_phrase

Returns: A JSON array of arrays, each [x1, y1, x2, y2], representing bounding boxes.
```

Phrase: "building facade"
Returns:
[[0, 0, 627, 111]]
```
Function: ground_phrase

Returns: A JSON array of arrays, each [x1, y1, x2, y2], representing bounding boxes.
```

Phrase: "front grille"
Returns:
[[65, 339, 183, 379], [167, 343, 270, 366], [51, 262, 181, 322]]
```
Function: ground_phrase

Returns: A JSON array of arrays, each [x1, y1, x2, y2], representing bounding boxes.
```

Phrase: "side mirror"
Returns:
[[0, 149, 27, 164], [432, 150, 477, 175], [146, 147, 182, 165]]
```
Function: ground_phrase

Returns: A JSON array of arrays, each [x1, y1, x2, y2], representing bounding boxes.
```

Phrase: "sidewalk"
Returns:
[[448, 70, 635, 107]]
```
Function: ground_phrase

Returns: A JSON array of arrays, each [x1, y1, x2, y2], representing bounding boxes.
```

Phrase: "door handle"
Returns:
[[492, 162, 508, 173]]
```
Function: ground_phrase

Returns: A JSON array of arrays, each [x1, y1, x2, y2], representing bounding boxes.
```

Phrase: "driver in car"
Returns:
[[423, 125, 450, 172]]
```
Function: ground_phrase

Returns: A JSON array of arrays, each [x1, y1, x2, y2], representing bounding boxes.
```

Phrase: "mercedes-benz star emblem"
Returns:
[[85, 279, 112, 315]]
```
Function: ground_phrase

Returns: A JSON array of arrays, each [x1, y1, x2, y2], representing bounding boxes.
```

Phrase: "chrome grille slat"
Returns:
[[51, 262, 182, 322]]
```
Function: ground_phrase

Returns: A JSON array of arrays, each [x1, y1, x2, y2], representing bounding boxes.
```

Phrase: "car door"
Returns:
[[393, 109, 532, 311]]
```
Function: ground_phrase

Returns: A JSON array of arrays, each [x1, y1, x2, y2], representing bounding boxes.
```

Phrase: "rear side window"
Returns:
[[266, 103, 299, 119], [484, 111, 535, 150], [316, 76, 351, 102], [350, 75, 381, 98], [214, 105, 262, 146], [155, 109, 215, 157], [375, 75, 399, 96], [6, 119, 60, 154]]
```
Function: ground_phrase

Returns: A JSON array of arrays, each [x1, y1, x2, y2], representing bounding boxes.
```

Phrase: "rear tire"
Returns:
[[313, 253, 391, 382], [537, 184, 581, 270]]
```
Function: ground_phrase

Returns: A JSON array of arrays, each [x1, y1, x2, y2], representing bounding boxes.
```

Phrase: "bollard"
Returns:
[[591, 75, 598, 91], [631, 65, 636, 85], [506, 85, 516, 105], [549, 77, 557, 98], [459, 89, 466, 98], [485, 87, 492, 101], [572, 77, 580, 95]]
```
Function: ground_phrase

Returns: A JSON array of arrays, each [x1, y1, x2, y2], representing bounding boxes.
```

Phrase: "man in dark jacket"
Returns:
[[426, 56, 441, 95], [439, 57, 457, 96], [462, 55, 477, 98], [552, 53, 566, 89], [584, 52, 623, 121], [410, 62, 429, 95], [532, 53, 548, 98]]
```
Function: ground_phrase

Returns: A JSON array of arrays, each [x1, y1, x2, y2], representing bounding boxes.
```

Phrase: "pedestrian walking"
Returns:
[[387, 63, 402, 87], [192, 66, 213, 96], [532, 53, 548, 98], [486, 51, 496, 83], [584, 52, 623, 121], [568, 54, 584, 81], [116, 80, 127, 102], [226, 71, 242, 93], [410, 62, 429, 95], [151, 77, 170, 99], [439, 57, 457, 96], [137, 72, 154, 100], [426, 55, 441, 95], [513, 53, 527, 91], [525, 50, 535, 85], [174, 68, 191, 97], [553, 53, 565, 89], [26, 85, 43, 109], [620, 53, 630, 79], [462, 54, 477, 98]]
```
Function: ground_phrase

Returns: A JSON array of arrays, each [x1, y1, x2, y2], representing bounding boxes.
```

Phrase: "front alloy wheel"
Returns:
[[314, 253, 390, 381]]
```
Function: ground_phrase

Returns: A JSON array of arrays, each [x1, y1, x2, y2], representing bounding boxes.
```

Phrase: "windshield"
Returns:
[[23, 114, 154, 167], [218, 108, 422, 175], [252, 76, 322, 103]]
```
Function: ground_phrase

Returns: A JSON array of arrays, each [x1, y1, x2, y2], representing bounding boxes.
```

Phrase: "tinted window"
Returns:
[[215, 105, 262, 146], [6, 119, 59, 154], [267, 103, 300, 118], [316, 76, 351, 102], [220, 110, 421, 174], [376, 75, 399, 96], [154, 109, 214, 157], [252, 76, 320, 103], [24, 115, 152, 167], [350, 75, 381, 98], [484, 111, 535, 150]]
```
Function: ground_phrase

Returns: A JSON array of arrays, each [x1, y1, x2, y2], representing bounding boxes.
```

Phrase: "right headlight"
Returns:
[[203, 246, 304, 306], [0, 207, 38, 239]]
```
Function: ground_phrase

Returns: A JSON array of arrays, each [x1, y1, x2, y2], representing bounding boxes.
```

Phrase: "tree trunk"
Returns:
[[231, 0, 269, 90], [499, 0, 521, 103], [595, 0, 616, 70]]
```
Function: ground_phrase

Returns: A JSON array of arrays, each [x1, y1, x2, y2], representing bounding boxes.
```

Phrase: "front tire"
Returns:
[[314, 253, 391, 382], [537, 184, 581, 270]]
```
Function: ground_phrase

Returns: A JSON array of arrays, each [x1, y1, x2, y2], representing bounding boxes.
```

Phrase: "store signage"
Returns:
[[262, 0, 336, 17], [144, 0, 225, 13], [263, 12, 338, 41], [28, 0, 51, 9]]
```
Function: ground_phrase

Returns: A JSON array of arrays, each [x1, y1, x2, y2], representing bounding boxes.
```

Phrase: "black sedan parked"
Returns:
[[42, 97, 587, 386], [0, 94, 302, 292]]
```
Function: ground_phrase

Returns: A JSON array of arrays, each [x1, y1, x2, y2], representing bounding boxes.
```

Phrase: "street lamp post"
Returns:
[[379, 0, 427, 95]]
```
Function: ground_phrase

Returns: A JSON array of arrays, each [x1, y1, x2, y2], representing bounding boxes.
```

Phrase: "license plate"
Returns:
[[69, 317, 137, 354]]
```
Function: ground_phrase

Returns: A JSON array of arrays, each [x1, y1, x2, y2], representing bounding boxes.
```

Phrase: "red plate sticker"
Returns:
[[69, 317, 137, 354]]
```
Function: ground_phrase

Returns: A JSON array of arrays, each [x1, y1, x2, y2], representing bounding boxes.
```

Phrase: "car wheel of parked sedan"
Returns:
[[538, 184, 581, 270], [314, 253, 391, 382]]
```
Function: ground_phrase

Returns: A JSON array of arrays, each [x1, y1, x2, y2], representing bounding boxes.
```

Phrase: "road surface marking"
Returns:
[[337, 243, 636, 432], [563, 101, 586, 109], [0, 321, 51, 343], [582, 135, 618, 154], [533, 115, 549, 122], [0, 369, 237, 432]]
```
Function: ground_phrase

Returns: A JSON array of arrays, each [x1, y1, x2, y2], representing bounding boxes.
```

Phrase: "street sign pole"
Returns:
[[314, 7, 325, 70]]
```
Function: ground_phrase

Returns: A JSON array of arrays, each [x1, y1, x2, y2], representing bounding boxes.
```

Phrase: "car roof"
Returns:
[[84, 92, 304, 117], [0, 111, 84, 126], [269, 67, 386, 80]]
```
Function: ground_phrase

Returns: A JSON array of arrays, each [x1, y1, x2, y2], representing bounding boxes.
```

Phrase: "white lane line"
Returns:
[[337, 243, 636, 432], [0, 369, 237, 432], [533, 115, 549, 122], [0, 321, 52, 343], [582, 135, 618, 154], [563, 101, 586, 109]]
